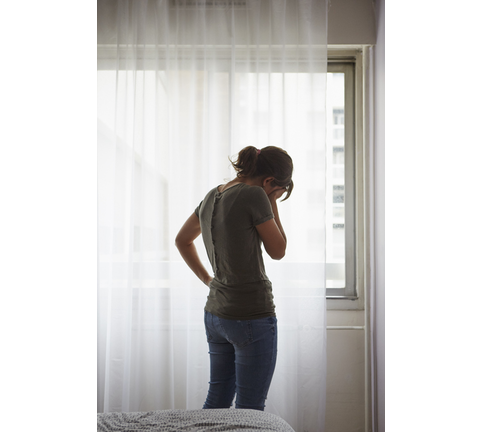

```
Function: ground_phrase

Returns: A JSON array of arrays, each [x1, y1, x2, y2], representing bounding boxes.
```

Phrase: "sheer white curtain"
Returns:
[[97, 1, 327, 430]]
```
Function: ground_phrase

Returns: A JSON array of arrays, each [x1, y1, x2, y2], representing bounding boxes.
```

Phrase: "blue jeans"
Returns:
[[202, 311, 278, 411]]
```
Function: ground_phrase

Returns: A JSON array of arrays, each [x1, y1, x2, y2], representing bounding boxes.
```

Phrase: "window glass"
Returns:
[[326, 72, 346, 288]]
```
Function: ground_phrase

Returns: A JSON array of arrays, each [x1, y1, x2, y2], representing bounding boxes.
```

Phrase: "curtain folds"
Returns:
[[97, 1, 327, 430]]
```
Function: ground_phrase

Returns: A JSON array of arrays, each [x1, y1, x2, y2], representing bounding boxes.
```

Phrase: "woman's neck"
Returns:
[[218, 177, 262, 193], [234, 176, 262, 187]]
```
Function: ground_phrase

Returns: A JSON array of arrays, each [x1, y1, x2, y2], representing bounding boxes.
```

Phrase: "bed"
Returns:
[[97, 408, 295, 432]]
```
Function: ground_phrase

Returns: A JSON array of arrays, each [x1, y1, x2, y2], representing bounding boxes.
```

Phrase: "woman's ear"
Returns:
[[262, 177, 275, 187]]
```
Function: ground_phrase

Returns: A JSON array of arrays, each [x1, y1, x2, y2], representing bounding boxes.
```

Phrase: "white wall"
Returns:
[[328, 0, 376, 45], [325, 311, 366, 432]]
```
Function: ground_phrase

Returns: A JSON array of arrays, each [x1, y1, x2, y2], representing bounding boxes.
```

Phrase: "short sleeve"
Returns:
[[194, 200, 203, 218], [248, 187, 274, 226]]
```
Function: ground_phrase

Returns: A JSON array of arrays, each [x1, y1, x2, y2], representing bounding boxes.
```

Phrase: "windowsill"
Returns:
[[327, 295, 364, 310]]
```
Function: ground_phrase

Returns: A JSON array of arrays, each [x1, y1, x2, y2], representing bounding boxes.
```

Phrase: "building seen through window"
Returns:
[[326, 72, 346, 283]]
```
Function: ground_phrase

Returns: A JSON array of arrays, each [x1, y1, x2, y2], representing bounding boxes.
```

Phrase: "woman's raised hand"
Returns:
[[268, 187, 287, 202]]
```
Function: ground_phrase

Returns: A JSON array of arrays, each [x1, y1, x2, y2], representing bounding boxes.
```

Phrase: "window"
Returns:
[[326, 54, 363, 302], [333, 185, 345, 203], [333, 108, 344, 125], [98, 46, 366, 304]]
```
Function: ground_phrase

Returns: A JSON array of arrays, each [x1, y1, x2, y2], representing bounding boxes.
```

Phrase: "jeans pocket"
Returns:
[[219, 319, 253, 348]]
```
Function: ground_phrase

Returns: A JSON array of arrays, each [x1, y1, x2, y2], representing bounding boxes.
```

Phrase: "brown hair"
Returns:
[[230, 146, 294, 201]]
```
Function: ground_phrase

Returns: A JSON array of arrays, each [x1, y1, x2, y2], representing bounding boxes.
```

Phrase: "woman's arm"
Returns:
[[175, 212, 213, 286], [256, 189, 287, 260]]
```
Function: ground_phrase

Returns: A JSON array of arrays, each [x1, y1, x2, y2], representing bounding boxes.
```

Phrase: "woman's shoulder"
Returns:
[[242, 184, 267, 199], [235, 185, 270, 209], [203, 186, 219, 199], [196, 187, 218, 210]]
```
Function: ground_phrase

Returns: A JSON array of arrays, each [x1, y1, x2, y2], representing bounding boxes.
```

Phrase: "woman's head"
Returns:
[[230, 146, 294, 200]]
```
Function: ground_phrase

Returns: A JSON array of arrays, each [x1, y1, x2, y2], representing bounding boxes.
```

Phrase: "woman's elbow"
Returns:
[[174, 234, 186, 250], [268, 247, 286, 260]]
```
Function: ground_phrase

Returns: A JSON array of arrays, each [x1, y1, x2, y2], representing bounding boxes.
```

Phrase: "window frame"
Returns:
[[326, 61, 356, 299], [327, 47, 367, 310]]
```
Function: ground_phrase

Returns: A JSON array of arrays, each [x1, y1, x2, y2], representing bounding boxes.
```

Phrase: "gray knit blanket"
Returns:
[[97, 409, 295, 432]]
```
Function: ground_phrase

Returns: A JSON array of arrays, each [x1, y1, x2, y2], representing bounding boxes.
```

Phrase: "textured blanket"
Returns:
[[97, 409, 295, 432]]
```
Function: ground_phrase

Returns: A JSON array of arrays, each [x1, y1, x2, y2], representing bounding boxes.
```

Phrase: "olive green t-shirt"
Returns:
[[194, 183, 276, 320]]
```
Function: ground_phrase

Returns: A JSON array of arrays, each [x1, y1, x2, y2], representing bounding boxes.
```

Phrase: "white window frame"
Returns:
[[327, 47, 367, 310]]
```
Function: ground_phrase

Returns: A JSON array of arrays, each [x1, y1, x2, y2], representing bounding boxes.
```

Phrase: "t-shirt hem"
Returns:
[[204, 307, 276, 321], [254, 213, 274, 226]]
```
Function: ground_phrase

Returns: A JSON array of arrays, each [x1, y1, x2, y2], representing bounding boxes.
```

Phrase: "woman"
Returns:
[[175, 145, 293, 411]]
